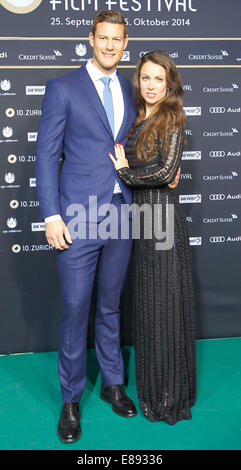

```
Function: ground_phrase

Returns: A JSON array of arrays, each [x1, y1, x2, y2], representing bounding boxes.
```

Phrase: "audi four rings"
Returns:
[[209, 194, 226, 200]]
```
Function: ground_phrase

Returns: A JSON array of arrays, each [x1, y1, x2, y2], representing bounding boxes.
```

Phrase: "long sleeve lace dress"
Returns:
[[117, 120, 196, 425]]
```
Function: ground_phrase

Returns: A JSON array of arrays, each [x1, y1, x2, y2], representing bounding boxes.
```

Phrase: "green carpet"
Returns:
[[0, 338, 240, 450]]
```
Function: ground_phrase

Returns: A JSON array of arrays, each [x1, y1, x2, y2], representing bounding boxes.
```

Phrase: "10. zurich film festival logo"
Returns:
[[0, 0, 43, 14], [65, 198, 175, 251]]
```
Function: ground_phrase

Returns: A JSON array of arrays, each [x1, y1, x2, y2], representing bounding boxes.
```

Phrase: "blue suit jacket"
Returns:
[[36, 64, 137, 222]]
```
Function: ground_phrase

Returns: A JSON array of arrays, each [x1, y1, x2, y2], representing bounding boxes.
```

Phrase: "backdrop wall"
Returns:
[[0, 0, 240, 354]]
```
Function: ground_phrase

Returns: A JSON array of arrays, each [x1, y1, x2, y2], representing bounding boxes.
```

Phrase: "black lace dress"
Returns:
[[117, 121, 196, 425]]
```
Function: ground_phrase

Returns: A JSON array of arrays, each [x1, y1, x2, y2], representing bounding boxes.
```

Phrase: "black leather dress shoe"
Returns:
[[100, 384, 137, 418], [57, 402, 81, 443]]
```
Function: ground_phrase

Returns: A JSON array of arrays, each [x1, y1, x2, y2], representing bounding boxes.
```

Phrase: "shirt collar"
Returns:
[[86, 59, 117, 83]]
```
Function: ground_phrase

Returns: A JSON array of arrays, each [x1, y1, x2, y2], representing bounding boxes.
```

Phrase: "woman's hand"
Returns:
[[109, 143, 129, 170], [168, 165, 181, 189]]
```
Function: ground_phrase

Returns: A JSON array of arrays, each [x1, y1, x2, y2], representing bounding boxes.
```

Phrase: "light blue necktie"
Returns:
[[101, 76, 115, 137]]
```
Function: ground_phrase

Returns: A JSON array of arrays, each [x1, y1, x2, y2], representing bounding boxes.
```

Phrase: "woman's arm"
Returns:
[[110, 127, 184, 188], [168, 164, 181, 189]]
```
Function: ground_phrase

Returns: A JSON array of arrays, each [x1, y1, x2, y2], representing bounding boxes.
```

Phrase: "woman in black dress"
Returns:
[[109, 51, 196, 425]]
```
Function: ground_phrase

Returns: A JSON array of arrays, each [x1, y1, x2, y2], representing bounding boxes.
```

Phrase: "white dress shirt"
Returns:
[[45, 59, 124, 223]]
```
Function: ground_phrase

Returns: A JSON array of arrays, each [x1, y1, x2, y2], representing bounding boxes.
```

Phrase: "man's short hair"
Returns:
[[92, 10, 127, 37]]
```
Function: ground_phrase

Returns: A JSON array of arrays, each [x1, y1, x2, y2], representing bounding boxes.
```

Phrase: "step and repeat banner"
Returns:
[[0, 0, 240, 353]]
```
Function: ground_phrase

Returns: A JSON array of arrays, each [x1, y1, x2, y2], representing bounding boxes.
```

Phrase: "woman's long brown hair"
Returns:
[[130, 51, 186, 160]]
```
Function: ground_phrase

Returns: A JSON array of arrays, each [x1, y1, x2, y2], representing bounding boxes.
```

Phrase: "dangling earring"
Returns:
[[166, 88, 170, 95]]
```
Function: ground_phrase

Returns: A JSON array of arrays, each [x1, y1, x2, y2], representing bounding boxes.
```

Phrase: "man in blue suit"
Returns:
[[36, 10, 137, 443]]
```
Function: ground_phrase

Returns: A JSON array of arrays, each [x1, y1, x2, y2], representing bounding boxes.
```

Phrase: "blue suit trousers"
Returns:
[[56, 194, 132, 403]]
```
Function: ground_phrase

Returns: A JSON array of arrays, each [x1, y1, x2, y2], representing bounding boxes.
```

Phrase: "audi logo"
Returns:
[[209, 194, 225, 200], [209, 107, 226, 113], [209, 151, 226, 157], [210, 236, 225, 243]]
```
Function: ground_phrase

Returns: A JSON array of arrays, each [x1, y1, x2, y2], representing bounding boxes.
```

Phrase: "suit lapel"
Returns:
[[79, 65, 113, 139], [116, 72, 129, 143]]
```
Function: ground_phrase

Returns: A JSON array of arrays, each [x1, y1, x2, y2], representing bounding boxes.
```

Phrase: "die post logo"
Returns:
[[0, 0, 43, 14]]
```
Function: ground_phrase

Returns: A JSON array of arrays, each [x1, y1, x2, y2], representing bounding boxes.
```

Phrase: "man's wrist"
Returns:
[[45, 214, 62, 223]]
